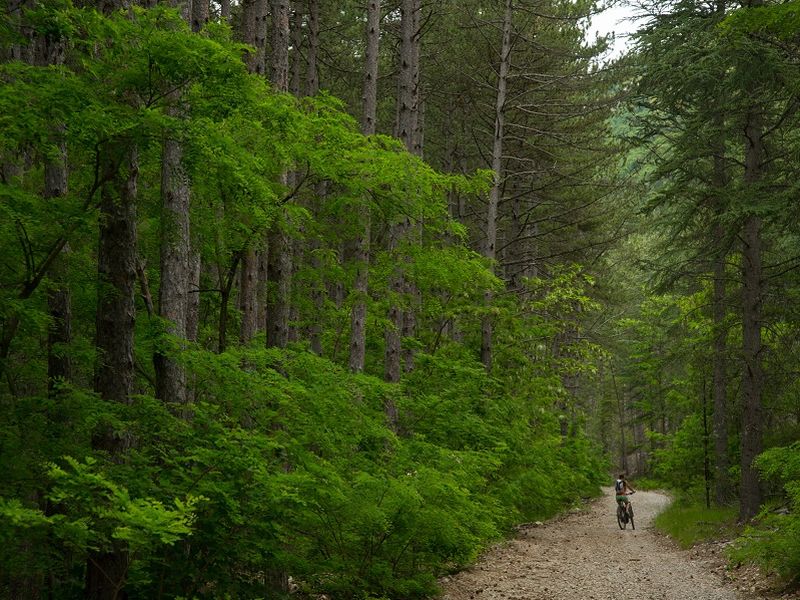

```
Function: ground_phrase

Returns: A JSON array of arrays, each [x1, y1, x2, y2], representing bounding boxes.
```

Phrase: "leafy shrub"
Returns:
[[649, 414, 706, 492], [731, 443, 800, 583]]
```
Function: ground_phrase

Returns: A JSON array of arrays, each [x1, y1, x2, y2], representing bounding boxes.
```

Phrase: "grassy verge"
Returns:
[[653, 501, 740, 549]]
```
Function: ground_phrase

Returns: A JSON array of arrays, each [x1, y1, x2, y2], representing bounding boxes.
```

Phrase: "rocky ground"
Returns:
[[439, 488, 799, 600]]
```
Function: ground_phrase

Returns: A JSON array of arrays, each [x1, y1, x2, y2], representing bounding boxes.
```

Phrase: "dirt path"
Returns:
[[440, 488, 744, 600]]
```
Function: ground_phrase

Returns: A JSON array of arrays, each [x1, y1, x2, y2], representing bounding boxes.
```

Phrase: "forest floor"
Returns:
[[439, 488, 799, 600]]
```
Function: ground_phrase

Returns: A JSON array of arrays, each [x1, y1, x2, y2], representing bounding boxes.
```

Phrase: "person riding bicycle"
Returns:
[[615, 473, 635, 507]]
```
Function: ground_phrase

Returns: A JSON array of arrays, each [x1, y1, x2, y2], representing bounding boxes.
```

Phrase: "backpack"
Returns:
[[615, 479, 624, 493]]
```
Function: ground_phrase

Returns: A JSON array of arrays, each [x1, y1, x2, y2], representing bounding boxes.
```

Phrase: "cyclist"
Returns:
[[614, 473, 635, 509]]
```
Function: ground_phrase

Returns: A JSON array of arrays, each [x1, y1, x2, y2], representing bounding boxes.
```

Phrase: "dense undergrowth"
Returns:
[[731, 443, 800, 585], [0, 344, 606, 598], [642, 442, 800, 585]]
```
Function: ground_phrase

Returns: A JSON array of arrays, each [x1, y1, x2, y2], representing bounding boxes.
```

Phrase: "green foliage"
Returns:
[[721, 2, 800, 40], [731, 443, 800, 582], [0, 339, 606, 598], [654, 501, 739, 549], [0, 453, 198, 594], [0, 3, 611, 598], [650, 415, 706, 492]]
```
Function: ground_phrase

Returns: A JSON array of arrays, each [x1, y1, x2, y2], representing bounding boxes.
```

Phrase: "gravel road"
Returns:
[[440, 487, 744, 600]]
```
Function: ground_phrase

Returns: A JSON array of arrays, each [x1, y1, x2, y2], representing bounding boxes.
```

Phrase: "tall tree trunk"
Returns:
[[385, 0, 420, 381], [190, 0, 209, 32], [706, 0, 732, 508], [739, 104, 764, 521], [186, 248, 200, 345], [711, 130, 731, 505], [155, 0, 204, 403], [361, 0, 380, 137], [266, 0, 292, 351], [237, 0, 268, 344], [270, 0, 290, 90], [711, 236, 730, 504], [394, 0, 419, 151], [285, 5, 304, 345], [266, 226, 291, 348], [240, 248, 259, 343], [88, 145, 139, 600], [306, 0, 319, 96], [263, 2, 293, 594], [92, 0, 139, 448], [154, 135, 189, 405], [84, 4, 141, 594], [611, 366, 628, 473], [35, 20, 72, 392], [8, 0, 34, 64], [482, 0, 512, 372], [290, 6, 303, 96], [305, 0, 326, 355], [92, 154, 138, 393], [402, 1, 422, 372], [241, 0, 268, 76], [349, 0, 379, 374]]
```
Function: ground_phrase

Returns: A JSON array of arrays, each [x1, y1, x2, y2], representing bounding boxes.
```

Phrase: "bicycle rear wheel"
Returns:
[[628, 504, 635, 530], [616, 504, 627, 530]]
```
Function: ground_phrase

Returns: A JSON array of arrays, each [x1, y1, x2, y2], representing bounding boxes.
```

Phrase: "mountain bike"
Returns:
[[616, 491, 635, 530]]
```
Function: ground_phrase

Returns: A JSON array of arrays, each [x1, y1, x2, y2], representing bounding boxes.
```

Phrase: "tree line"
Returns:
[[592, 0, 800, 582], [0, 0, 615, 597], [6, 0, 798, 595]]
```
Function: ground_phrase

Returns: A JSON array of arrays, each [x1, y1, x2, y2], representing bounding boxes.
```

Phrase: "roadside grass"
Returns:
[[653, 502, 740, 549]]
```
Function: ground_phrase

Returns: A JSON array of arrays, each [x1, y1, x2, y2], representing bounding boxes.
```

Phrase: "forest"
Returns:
[[0, 0, 799, 598]]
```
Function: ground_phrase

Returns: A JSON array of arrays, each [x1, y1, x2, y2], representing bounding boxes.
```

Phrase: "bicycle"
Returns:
[[616, 491, 635, 530]]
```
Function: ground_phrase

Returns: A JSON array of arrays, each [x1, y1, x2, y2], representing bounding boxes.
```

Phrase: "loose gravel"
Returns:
[[440, 487, 746, 600]]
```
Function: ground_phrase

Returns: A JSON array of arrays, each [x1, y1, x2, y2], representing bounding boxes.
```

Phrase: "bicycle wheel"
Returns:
[[616, 504, 627, 530], [628, 504, 635, 530]]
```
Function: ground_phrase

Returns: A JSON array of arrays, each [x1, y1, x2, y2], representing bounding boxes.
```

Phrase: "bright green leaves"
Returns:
[[0, 455, 198, 560], [0, 2, 616, 597], [47, 456, 198, 551], [721, 1, 800, 40]]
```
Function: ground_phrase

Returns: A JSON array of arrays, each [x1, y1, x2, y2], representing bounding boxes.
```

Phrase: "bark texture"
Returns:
[[385, 0, 420, 382], [186, 248, 200, 344], [270, 0, 290, 91], [240, 249, 259, 343], [711, 233, 730, 505], [306, 0, 320, 96], [94, 146, 139, 441], [349, 0, 380, 374], [238, 0, 268, 344], [739, 106, 764, 521], [154, 135, 190, 405], [241, 0, 268, 75], [307, 0, 325, 355], [711, 135, 731, 505], [86, 0, 140, 593], [266, 0, 292, 351], [482, 0, 513, 373], [37, 27, 72, 391], [88, 145, 139, 600], [190, 0, 209, 32], [266, 219, 292, 349]]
